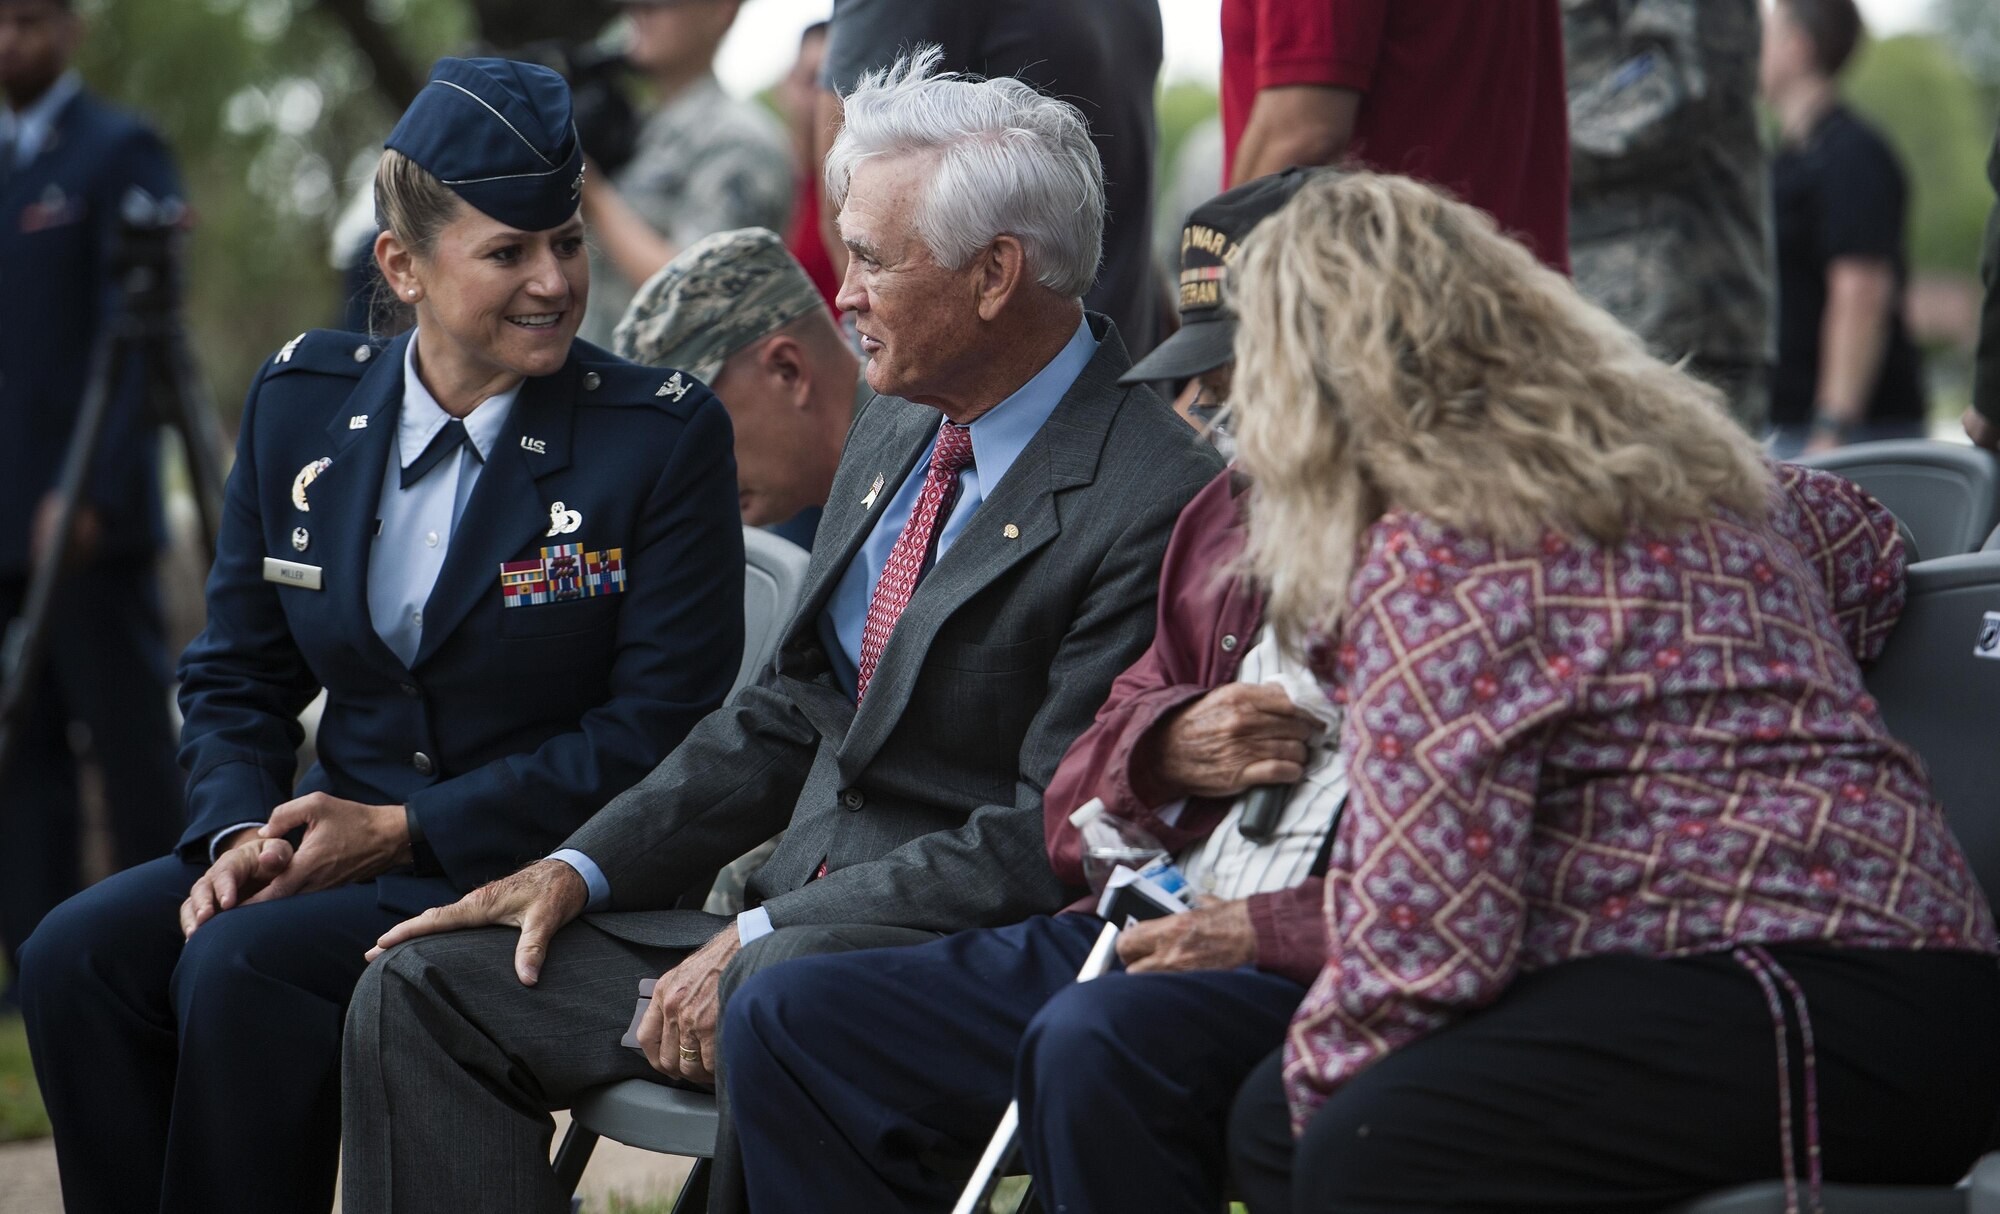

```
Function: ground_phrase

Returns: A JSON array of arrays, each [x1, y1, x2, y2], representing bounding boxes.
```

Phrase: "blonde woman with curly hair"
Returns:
[[1223, 173, 2000, 1214]]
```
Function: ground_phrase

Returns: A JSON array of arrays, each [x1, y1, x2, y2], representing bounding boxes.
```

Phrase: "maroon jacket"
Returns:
[[1043, 469, 1327, 984]]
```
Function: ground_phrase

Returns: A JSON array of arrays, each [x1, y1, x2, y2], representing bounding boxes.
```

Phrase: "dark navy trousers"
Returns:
[[19, 855, 402, 1214], [0, 560, 183, 984], [723, 912, 1305, 1213]]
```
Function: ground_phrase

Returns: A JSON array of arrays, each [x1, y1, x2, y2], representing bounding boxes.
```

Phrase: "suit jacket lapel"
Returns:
[[413, 358, 577, 666], [839, 323, 1131, 772], [768, 394, 931, 749], [776, 397, 933, 667], [307, 332, 405, 673]]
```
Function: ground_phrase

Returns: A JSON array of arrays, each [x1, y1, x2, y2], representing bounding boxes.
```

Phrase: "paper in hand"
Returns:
[[619, 978, 657, 1050]]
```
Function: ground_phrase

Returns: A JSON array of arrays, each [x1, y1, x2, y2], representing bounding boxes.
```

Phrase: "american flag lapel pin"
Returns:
[[861, 473, 885, 510]]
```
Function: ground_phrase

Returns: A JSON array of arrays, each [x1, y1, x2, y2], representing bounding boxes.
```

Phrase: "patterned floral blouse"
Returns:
[[1284, 464, 1997, 1125]]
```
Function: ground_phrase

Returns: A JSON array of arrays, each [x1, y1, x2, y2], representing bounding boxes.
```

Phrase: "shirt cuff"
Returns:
[[549, 848, 611, 913], [736, 906, 775, 946], [208, 821, 266, 863]]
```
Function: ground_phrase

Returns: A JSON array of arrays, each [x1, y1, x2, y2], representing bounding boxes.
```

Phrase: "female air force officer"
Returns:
[[18, 58, 744, 1214]]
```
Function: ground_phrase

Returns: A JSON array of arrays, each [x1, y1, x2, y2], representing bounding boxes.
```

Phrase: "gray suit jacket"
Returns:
[[567, 315, 1223, 948]]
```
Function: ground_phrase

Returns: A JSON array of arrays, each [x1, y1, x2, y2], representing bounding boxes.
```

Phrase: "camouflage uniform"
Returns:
[[1565, 0, 1774, 431], [580, 75, 794, 347], [1975, 119, 2000, 429]]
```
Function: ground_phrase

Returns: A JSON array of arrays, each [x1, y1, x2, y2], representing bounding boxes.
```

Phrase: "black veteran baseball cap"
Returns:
[[1121, 166, 1327, 385], [385, 57, 586, 233]]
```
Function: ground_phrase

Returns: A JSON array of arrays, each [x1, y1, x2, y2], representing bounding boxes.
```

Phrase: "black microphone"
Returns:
[[1238, 783, 1292, 842]]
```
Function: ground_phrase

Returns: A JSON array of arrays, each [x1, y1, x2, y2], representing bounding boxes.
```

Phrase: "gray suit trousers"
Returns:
[[340, 916, 932, 1213]]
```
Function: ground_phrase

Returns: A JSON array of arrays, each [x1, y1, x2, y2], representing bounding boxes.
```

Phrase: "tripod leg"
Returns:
[[147, 328, 228, 564], [0, 328, 137, 783]]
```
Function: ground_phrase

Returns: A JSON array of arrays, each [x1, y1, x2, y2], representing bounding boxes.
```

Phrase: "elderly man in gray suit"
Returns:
[[340, 48, 1222, 1212]]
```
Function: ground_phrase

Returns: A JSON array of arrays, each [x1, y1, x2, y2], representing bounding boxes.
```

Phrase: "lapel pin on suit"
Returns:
[[348, 414, 368, 430], [292, 527, 310, 551], [1003, 524, 1019, 539], [862, 473, 885, 510], [291, 457, 331, 511]]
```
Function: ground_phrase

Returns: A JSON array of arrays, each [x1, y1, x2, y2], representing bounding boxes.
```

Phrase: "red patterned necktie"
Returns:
[[855, 422, 975, 701]]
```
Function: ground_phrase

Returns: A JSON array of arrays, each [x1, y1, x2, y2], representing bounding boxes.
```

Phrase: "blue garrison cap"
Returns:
[[385, 57, 585, 232]]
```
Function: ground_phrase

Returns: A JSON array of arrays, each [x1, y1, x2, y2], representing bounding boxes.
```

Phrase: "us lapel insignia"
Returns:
[[521, 436, 548, 455], [546, 500, 582, 537], [861, 473, 885, 510], [347, 414, 368, 430], [291, 457, 332, 512]]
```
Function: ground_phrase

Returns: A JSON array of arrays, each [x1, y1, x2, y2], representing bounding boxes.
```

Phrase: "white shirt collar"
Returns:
[[1, 70, 81, 167], [398, 332, 520, 469]]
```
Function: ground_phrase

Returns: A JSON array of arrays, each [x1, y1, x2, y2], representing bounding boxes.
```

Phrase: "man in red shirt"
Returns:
[[1221, 0, 1571, 272]]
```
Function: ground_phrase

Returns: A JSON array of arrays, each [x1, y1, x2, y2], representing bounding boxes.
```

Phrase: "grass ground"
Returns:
[[0, 1014, 49, 1143]]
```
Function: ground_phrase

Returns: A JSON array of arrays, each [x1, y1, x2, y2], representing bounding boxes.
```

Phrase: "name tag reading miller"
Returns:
[[262, 556, 324, 590]]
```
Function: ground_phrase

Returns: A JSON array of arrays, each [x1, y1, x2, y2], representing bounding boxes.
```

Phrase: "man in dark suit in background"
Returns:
[[0, 0, 183, 1003], [341, 50, 1223, 1213]]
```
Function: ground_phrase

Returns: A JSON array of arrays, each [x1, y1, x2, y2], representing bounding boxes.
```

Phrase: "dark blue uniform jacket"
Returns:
[[0, 90, 180, 576], [174, 329, 744, 915]]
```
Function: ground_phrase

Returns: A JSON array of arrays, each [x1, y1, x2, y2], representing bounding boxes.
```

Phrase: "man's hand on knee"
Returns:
[[365, 859, 589, 986], [635, 926, 741, 1085]]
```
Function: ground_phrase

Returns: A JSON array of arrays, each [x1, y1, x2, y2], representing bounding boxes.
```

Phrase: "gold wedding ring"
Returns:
[[679, 1043, 701, 1058]]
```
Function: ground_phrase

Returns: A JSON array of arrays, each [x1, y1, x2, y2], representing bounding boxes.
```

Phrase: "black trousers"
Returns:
[[1229, 946, 2000, 1214], [0, 560, 182, 979]]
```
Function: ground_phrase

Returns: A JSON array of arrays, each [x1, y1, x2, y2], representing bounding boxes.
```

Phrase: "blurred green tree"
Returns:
[[1846, 33, 1993, 276]]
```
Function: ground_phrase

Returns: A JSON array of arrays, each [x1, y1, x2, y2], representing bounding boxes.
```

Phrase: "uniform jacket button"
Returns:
[[412, 751, 434, 776], [582, 371, 602, 391], [1220, 634, 1238, 652], [840, 788, 864, 811], [399, 682, 421, 699], [353, 344, 373, 363]]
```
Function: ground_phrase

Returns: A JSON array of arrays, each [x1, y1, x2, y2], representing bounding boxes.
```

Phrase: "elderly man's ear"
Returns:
[[973, 234, 1031, 321]]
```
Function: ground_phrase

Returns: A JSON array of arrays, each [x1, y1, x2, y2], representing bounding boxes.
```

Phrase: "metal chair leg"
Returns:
[[553, 1123, 601, 1197], [669, 1158, 713, 1214]]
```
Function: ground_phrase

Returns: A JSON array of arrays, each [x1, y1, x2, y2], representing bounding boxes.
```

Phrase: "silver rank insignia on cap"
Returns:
[[862, 473, 885, 510], [546, 501, 582, 537], [348, 415, 368, 430], [291, 457, 332, 511], [655, 372, 690, 401], [292, 527, 310, 551]]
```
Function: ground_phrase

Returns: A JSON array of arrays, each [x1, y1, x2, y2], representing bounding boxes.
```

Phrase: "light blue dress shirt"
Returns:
[[209, 335, 518, 859], [0, 70, 79, 169], [553, 317, 1100, 938], [367, 334, 518, 667]]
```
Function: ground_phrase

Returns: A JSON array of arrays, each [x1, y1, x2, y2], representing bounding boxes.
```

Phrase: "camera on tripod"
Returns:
[[0, 186, 227, 779]]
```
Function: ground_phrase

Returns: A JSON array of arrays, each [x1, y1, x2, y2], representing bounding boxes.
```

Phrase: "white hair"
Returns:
[[825, 46, 1105, 299]]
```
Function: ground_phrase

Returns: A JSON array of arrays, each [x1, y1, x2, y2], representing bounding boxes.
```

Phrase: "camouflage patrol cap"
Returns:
[[612, 228, 825, 381]]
